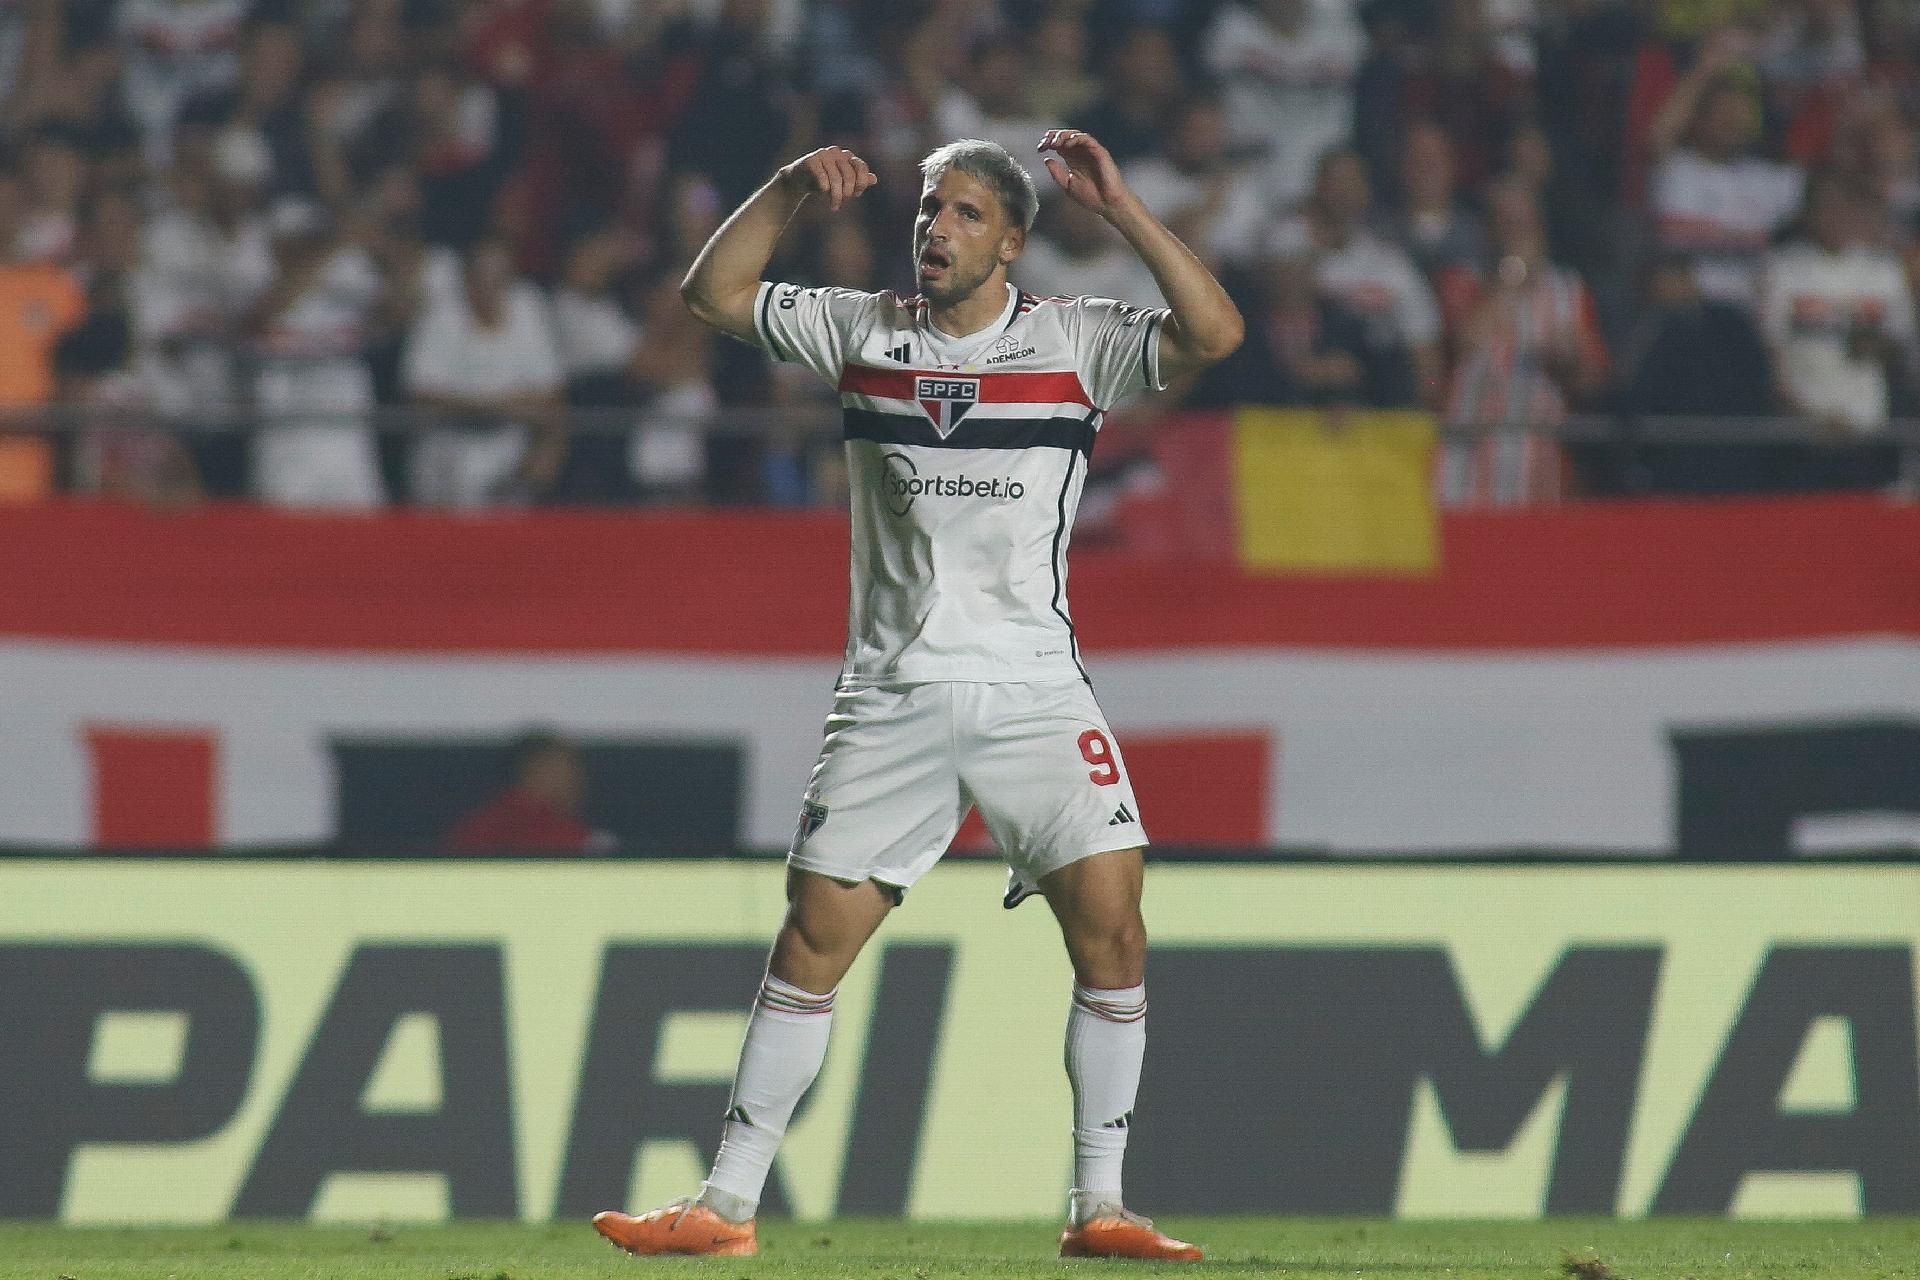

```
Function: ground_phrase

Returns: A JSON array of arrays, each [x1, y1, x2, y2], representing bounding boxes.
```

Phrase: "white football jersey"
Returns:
[[753, 279, 1169, 685]]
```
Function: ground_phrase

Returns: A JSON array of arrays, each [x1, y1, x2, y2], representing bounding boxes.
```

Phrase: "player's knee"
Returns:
[[1111, 912, 1148, 967], [782, 897, 869, 964], [1071, 910, 1147, 975]]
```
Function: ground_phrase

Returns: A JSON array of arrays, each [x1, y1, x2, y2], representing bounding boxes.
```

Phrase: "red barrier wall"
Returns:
[[3, 495, 1912, 653]]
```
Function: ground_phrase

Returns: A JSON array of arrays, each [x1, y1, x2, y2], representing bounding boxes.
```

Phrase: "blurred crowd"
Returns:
[[0, 0, 1916, 510]]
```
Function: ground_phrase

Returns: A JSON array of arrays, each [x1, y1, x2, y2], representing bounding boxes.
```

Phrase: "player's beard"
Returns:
[[917, 248, 998, 307]]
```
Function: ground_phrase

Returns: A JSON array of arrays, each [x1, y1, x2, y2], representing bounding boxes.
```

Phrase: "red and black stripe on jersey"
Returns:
[[836, 365, 1100, 455]]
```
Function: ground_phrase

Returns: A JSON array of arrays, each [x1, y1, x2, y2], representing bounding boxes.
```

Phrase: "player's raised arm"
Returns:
[[1038, 129, 1243, 381], [680, 147, 877, 343]]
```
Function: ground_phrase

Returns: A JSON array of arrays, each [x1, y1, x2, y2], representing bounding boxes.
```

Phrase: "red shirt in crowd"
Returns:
[[443, 788, 594, 854]]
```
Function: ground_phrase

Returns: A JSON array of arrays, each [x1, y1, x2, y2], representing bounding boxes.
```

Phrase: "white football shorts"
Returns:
[[787, 680, 1149, 896]]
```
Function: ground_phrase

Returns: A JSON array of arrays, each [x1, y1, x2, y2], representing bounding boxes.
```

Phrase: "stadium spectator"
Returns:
[[18, 125, 86, 264], [361, 209, 461, 406], [442, 730, 611, 855], [1763, 172, 1912, 428], [1203, 0, 1366, 209], [1022, 7, 1096, 122], [1439, 178, 1608, 506], [321, 6, 408, 152], [134, 138, 271, 428], [116, 0, 247, 146], [1073, 24, 1185, 165], [176, 18, 338, 203], [0, 155, 84, 403], [1190, 247, 1417, 409], [935, 33, 1055, 184], [1649, 33, 1806, 306], [76, 187, 145, 311], [1270, 147, 1443, 404], [1759, 171, 1911, 488], [14, 23, 144, 180], [0, 147, 80, 501], [1760, 0, 1866, 165], [383, 60, 517, 251], [552, 225, 643, 406], [1495, 118, 1604, 278], [246, 198, 385, 507], [1121, 91, 1270, 270], [1015, 191, 1164, 310], [1372, 0, 1532, 191], [1383, 118, 1486, 284], [1620, 251, 1786, 495], [1622, 253, 1777, 421], [59, 309, 199, 508], [666, 0, 806, 207], [0, 0, 1912, 508], [1831, 96, 1920, 240], [803, 0, 890, 101], [404, 235, 565, 507]]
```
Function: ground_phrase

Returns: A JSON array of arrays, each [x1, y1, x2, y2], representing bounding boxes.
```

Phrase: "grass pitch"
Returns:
[[1, 1218, 1915, 1280]]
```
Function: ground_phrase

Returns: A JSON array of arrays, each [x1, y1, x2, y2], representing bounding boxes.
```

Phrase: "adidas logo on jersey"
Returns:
[[1108, 804, 1135, 826], [886, 342, 912, 363]]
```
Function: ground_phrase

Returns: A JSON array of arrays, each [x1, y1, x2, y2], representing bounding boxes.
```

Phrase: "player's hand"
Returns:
[[1039, 130, 1133, 219], [778, 146, 877, 212]]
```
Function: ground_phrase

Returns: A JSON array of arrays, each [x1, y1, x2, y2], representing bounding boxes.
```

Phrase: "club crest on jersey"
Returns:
[[793, 799, 829, 848], [915, 375, 978, 437]]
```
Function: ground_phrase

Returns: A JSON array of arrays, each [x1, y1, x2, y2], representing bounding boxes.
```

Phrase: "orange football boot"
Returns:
[[592, 1200, 757, 1257], [1059, 1204, 1203, 1262]]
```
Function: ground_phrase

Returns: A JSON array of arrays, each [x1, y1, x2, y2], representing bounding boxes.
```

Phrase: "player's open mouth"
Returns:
[[918, 248, 951, 279]]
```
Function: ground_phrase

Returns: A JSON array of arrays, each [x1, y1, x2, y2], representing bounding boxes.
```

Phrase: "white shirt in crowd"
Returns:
[[1013, 236, 1166, 312], [1203, 0, 1365, 208], [552, 286, 639, 380], [138, 206, 275, 337], [116, 0, 247, 142], [132, 205, 274, 414], [1269, 217, 1441, 350], [1761, 241, 1915, 432], [252, 245, 386, 509], [404, 283, 563, 507], [1121, 156, 1271, 267], [1652, 148, 1805, 306], [933, 92, 1056, 185], [416, 245, 465, 313]]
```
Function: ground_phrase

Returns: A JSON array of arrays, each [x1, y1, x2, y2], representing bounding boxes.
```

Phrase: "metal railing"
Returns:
[[10, 402, 1920, 440], [11, 404, 1917, 498]]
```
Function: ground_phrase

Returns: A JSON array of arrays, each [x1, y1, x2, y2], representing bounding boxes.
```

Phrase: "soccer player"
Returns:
[[592, 132, 1242, 1261]]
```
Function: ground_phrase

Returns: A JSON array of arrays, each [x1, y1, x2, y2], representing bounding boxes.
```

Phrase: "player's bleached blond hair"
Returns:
[[919, 139, 1040, 232]]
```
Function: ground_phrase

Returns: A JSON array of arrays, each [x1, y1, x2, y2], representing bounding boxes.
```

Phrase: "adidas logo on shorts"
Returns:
[[1107, 804, 1135, 826]]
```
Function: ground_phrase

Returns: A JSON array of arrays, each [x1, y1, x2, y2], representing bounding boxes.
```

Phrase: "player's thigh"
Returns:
[[787, 683, 966, 892], [1038, 847, 1148, 987], [959, 680, 1148, 884], [769, 866, 897, 991]]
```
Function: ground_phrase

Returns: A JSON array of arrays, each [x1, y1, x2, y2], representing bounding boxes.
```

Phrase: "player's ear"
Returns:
[[999, 224, 1025, 266]]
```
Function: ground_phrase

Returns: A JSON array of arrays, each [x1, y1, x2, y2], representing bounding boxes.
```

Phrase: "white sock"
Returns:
[[1065, 981, 1147, 1213], [700, 973, 835, 1219]]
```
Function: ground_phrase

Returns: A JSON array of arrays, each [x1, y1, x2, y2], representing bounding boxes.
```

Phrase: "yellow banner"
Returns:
[[1232, 408, 1438, 573], [0, 861, 1914, 1222]]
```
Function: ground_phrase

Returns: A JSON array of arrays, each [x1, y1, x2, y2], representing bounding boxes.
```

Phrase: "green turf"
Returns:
[[1, 1219, 1915, 1280]]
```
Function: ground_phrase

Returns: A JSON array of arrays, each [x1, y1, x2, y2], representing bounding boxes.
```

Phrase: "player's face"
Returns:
[[913, 168, 1021, 306]]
